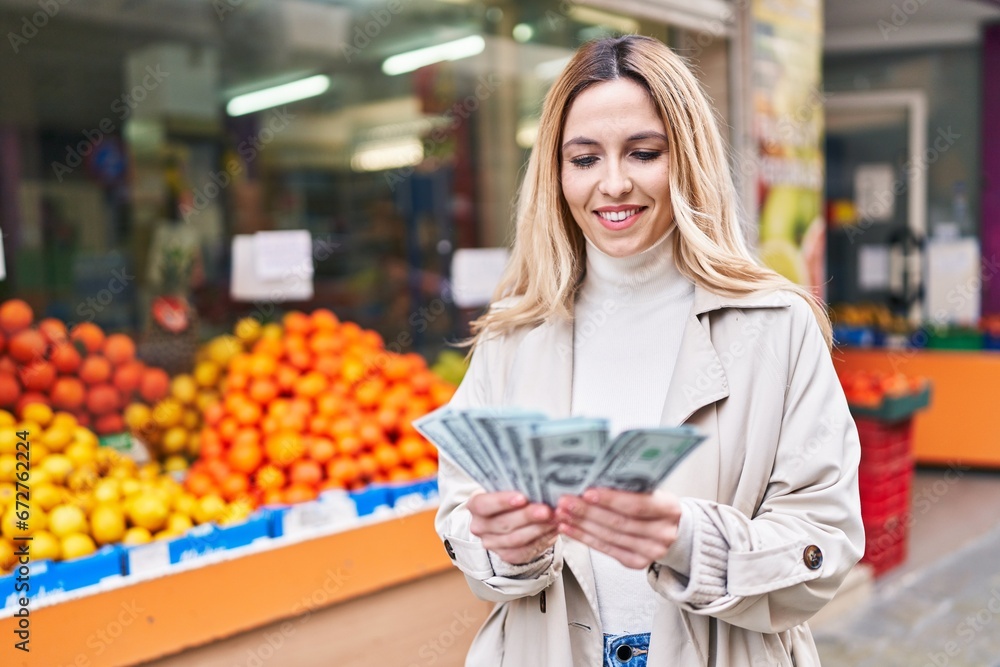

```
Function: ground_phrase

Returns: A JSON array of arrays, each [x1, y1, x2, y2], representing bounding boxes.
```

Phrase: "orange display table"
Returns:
[[0, 509, 451, 667], [834, 349, 1000, 468]]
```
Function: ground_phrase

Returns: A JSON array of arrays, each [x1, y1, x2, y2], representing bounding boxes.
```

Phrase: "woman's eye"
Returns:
[[633, 150, 662, 161], [569, 156, 597, 168]]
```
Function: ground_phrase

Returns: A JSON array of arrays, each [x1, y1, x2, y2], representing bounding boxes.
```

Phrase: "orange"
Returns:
[[410, 371, 433, 395], [412, 458, 438, 479], [282, 484, 317, 504], [397, 436, 426, 465], [373, 444, 401, 473], [139, 368, 170, 402], [315, 393, 343, 417], [204, 458, 232, 484], [86, 384, 121, 416], [0, 357, 15, 374], [248, 378, 278, 405], [16, 392, 49, 415], [375, 406, 399, 433], [19, 360, 56, 392], [358, 420, 384, 449], [310, 308, 340, 331], [69, 322, 105, 354], [8, 329, 47, 364], [103, 333, 136, 365], [353, 378, 385, 409], [336, 434, 363, 458], [326, 457, 360, 487], [217, 417, 239, 444], [313, 355, 342, 379], [228, 353, 252, 375], [356, 453, 378, 481], [264, 431, 305, 467], [255, 464, 286, 492], [261, 489, 285, 506], [340, 321, 362, 342], [248, 354, 277, 379], [112, 360, 144, 396], [0, 373, 20, 408], [220, 472, 250, 501], [293, 371, 327, 399], [308, 414, 330, 437], [0, 299, 34, 334], [203, 401, 225, 428], [430, 382, 456, 406], [79, 355, 112, 385], [387, 467, 412, 483], [286, 348, 313, 372], [252, 337, 283, 359], [186, 470, 217, 497], [289, 459, 323, 487], [307, 437, 336, 464], [225, 370, 250, 393], [309, 331, 343, 357], [234, 401, 262, 427], [37, 318, 68, 345], [51, 377, 86, 411], [199, 429, 224, 459], [275, 364, 299, 394], [93, 413, 125, 435], [282, 311, 313, 336], [228, 441, 263, 474], [382, 356, 411, 382], [232, 427, 260, 450]]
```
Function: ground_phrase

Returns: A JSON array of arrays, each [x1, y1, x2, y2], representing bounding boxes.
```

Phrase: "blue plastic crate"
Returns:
[[833, 325, 877, 348], [2, 545, 126, 612], [348, 486, 392, 516]]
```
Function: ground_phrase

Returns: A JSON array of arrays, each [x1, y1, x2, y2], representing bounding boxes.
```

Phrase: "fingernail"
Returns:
[[583, 490, 599, 503], [510, 495, 525, 507]]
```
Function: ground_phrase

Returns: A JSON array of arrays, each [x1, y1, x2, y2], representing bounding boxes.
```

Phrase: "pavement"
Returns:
[[815, 469, 1000, 667]]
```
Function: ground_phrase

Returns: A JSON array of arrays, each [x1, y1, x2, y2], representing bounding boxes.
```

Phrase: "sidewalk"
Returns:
[[815, 468, 1000, 666]]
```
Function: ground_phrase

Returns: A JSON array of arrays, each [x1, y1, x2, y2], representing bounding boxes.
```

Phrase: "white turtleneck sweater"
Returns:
[[571, 227, 694, 635]]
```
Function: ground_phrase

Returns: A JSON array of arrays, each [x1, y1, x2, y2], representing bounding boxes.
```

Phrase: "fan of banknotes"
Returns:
[[413, 407, 706, 506]]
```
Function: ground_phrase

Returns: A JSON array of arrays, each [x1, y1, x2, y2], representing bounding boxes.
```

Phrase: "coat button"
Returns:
[[444, 539, 456, 560], [803, 545, 823, 570]]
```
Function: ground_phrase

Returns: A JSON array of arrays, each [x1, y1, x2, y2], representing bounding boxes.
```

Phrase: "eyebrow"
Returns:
[[561, 131, 669, 150]]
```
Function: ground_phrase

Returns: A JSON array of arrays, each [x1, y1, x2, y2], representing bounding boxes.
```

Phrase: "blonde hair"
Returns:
[[469, 35, 831, 349]]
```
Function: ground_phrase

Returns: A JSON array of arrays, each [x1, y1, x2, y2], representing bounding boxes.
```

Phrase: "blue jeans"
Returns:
[[603, 632, 650, 667]]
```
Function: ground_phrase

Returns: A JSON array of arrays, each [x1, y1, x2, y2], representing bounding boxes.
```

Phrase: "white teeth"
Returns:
[[597, 208, 640, 222]]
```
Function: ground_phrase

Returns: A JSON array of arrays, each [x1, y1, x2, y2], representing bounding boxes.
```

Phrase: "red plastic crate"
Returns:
[[856, 417, 914, 465], [861, 513, 908, 576]]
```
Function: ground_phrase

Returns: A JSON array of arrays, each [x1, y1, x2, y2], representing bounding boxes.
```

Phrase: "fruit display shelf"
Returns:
[[0, 501, 447, 666], [833, 349, 1000, 468]]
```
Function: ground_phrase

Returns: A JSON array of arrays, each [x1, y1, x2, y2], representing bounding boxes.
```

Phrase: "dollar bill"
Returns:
[[412, 408, 500, 491], [525, 418, 609, 506], [462, 408, 547, 502], [583, 427, 705, 493]]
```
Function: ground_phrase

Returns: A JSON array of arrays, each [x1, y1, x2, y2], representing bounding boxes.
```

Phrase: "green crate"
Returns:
[[849, 385, 932, 422], [926, 328, 983, 350]]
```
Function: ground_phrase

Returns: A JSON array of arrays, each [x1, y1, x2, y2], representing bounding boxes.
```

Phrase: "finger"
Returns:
[[467, 491, 528, 519], [493, 531, 558, 566], [555, 497, 660, 538], [579, 488, 681, 520], [558, 522, 656, 570], [483, 522, 558, 550], [470, 503, 554, 537], [558, 514, 671, 561]]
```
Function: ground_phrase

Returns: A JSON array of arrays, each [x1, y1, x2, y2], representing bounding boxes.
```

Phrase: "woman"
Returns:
[[436, 35, 863, 666]]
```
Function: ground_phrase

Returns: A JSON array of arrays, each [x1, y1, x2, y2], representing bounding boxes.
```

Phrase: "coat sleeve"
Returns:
[[648, 299, 866, 633], [433, 333, 564, 603]]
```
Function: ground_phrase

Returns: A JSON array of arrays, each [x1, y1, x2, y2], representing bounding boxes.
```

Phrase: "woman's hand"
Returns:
[[468, 492, 558, 565], [555, 488, 683, 569]]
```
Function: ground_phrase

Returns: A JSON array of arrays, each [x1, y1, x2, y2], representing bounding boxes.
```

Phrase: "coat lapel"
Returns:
[[503, 315, 574, 418], [660, 303, 729, 427]]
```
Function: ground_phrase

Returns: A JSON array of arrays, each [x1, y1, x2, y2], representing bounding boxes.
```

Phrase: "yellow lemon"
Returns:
[[90, 504, 127, 545], [170, 375, 198, 405], [21, 404, 53, 427], [65, 442, 97, 469], [61, 533, 96, 560], [161, 427, 189, 456], [17, 420, 43, 436], [28, 468, 51, 487], [137, 462, 162, 481], [128, 493, 169, 532], [122, 526, 152, 545], [186, 432, 202, 458], [72, 426, 99, 449], [193, 361, 221, 389], [193, 494, 226, 525], [220, 498, 253, 526], [33, 483, 63, 512], [66, 466, 99, 493], [30, 443, 50, 463], [182, 409, 200, 432], [166, 513, 193, 534], [51, 411, 79, 431], [124, 403, 153, 432], [0, 455, 17, 484], [261, 323, 283, 341], [173, 493, 198, 517], [0, 431, 19, 456], [41, 454, 74, 484], [1, 509, 33, 540], [195, 390, 221, 412], [120, 478, 142, 497], [0, 538, 17, 569], [207, 335, 243, 366], [49, 504, 88, 538], [92, 479, 121, 504], [163, 455, 189, 473], [0, 410, 15, 427], [0, 483, 14, 507], [153, 399, 183, 429], [41, 426, 74, 453], [234, 317, 262, 344], [31, 530, 61, 561]]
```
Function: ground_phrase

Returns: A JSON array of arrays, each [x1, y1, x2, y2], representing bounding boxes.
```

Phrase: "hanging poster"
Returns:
[[752, 0, 825, 296]]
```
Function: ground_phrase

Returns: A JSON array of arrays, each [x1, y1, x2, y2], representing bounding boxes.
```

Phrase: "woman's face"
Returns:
[[560, 78, 673, 258]]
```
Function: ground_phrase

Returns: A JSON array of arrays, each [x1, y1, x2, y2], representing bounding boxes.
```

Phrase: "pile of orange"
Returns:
[[186, 309, 453, 507], [0, 299, 171, 434], [839, 370, 928, 408]]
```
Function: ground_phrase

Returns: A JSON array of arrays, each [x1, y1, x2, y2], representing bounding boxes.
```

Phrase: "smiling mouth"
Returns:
[[595, 207, 645, 222]]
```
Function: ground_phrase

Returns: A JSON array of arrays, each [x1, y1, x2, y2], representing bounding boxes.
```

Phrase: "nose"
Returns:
[[598, 160, 632, 197]]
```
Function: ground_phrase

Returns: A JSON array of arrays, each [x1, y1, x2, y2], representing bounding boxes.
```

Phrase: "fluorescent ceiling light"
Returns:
[[535, 56, 572, 81], [351, 138, 424, 172], [513, 23, 534, 42], [568, 7, 639, 34], [227, 74, 330, 116], [382, 35, 486, 76]]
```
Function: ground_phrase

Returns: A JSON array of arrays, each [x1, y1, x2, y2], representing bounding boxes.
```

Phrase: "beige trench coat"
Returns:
[[436, 285, 865, 666]]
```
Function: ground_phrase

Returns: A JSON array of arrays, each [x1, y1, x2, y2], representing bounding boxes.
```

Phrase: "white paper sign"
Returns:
[[925, 237, 980, 326], [858, 245, 891, 291], [0, 233, 6, 281], [855, 164, 896, 222], [451, 248, 509, 308], [231, 233, 314, 302]]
